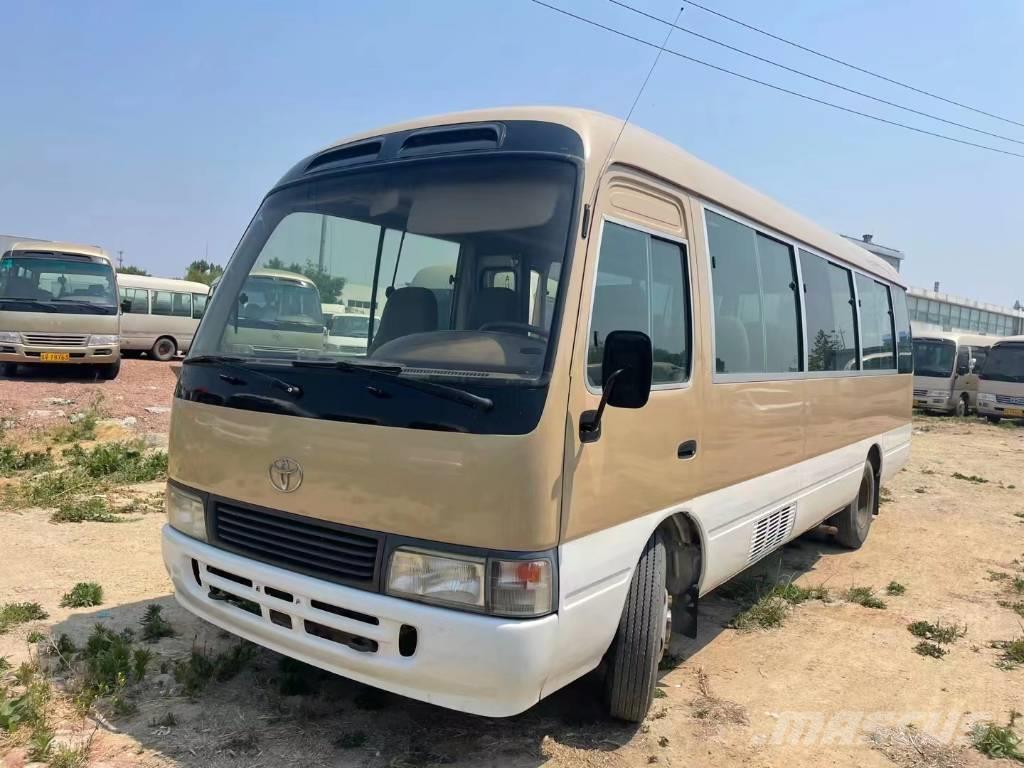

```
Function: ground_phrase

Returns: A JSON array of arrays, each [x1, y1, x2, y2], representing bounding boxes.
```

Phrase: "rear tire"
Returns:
[[955, 395, 968, 417], [1, 362, 17, 377], [604, 532, 667, 723], [98, 359, 121, 380], [836, 461, 876, 550], [150, 337, 176, 362], [987, 415, 1002, 424]]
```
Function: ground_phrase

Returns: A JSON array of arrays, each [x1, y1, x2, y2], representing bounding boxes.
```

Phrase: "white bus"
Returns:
[[977, 335, 1024, 423], [118, 274, 210, 361], [911, 332, 994, 415]]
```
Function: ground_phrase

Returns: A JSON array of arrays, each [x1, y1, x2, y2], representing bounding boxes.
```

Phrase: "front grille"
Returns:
[[21, 333, 89, 347], [912, 389, 927, 397], [210, 501, 382, 587], [996, 394, 1024, 406]]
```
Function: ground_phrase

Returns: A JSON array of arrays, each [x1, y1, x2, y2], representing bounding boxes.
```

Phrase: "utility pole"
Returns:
[[117, 250, 124, 269]]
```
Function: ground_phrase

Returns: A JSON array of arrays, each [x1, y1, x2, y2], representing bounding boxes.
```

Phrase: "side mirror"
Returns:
[[579, 330, 653, 443], [120, 299, 132, 313], [324, 315, 334, 333], [956, 364, 968, 376]]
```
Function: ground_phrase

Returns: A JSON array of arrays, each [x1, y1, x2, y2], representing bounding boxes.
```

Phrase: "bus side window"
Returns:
[[193, 293, 208, 319], [120, 287, 149, 314], [972, 348, 987, 374], [955, 349, 970, 375]]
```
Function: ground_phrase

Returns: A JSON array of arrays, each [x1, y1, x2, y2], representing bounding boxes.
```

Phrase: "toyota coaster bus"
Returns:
[[911, 332, 993, 416], [1, 241, 122, 379], [977, 335, 1024, 423], [162, 108, 913, 722]]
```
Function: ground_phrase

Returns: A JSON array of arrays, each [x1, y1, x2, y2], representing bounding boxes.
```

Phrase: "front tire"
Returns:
[[150, 337, 176, 362], [604, 532, 667, 722], [987, 415, 1002, 424], [836, 461, 877, 549], [98, 359, 121, 380], [955, 395, 969, 417], [1, 362, 17, 377]]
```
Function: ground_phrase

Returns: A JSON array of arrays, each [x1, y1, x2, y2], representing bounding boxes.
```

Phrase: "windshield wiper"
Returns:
[[0, 298, 58, 312], [51, 299, 113, 314], [291, 359, 494, 412], [184, 354, 303, 397]]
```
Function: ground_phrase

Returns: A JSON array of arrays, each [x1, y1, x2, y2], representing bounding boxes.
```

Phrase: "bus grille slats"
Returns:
[[995, 394, 1024, 406], [212, 502, 380, 585], [21, 333, 89, 347], [912, 389, 927, 397]]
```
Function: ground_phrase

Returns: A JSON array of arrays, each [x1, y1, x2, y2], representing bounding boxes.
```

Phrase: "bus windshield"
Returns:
[[0, 252, 117, 314], [980, 342, 1024, 383], [912, 339, 956, 378], [193, 156, 577, 382]]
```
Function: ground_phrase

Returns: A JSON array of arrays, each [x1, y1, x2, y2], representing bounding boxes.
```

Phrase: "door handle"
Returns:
[[677, 440, 698, 460]]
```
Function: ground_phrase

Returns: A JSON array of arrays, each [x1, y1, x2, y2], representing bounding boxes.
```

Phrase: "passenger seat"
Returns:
[[369, 287, 438, 353], [467, 287, 519, 329]]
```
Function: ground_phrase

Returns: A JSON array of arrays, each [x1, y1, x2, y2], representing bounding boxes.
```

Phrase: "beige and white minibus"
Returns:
[[162, 108, 912, 722], [1, 241, 122, 379], [912, 332, 993, 416], [977, 335, 1024, 423], [118, 274, 210, 361]]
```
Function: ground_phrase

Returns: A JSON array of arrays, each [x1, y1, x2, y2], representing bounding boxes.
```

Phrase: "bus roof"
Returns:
[[249, 268, 317, 287], [7, 240, 109, 261], [307, 107, 905, 287], [117, 273, 210, 293], [913, 332, 998, 346], [992, 335, 1024, 346]]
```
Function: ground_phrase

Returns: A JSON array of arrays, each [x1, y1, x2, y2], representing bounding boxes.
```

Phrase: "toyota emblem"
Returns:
[[269, 457, 303, 493]]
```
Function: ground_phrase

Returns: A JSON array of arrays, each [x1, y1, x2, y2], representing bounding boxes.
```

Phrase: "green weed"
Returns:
[[51, 496, 123, 523], [174, 642, 255, 696], [140, 604, 176, 642], [48, 738, 92, 768], [971, 716, 1024, 763], [907, 620, 966, 644], [886, 581, 907, 596], [952, 472, 989, 484], [914, 641, 946, 658], [64, 440, 167, 483], [998, 600, 1024, 618], [992, 637, 1024, 670], [0, 602, 47, 634], [61, 582, 104, 608], [51, 411, 98, 444], [27, 725, 55, 761], [0, 445, 53, 476], [844, 586, 887, 609]]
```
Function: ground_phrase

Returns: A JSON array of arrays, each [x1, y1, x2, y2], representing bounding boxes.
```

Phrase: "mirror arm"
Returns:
[[579, 367, 625, 444]]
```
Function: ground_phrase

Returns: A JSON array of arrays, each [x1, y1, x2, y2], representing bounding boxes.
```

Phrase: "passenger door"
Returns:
[[562, 173, 705, 545]]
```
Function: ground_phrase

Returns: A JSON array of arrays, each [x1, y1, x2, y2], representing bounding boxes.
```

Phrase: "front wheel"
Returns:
[[98, 359, 121, 380], [1, 362, 17, 377], [604, 532, 667, 722], [835, 460, 877, 549], [987, 415, 1002, 424], [955, 395, 968, 417], [150, 337, 177, 362]]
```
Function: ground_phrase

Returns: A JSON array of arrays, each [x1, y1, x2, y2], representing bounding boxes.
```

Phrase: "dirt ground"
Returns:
[[2, 368, 1023, 768]]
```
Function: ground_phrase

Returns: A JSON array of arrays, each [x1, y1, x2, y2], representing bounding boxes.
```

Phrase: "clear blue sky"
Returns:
[[1, 0, 1021, 306]]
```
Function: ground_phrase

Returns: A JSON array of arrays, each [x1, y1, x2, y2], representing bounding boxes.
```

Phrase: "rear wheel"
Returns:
[[955, 395, 969, 417], [604, 532, 667, 722], [836, 460, 877, 549], [1, 362, 17, 377], [987, 415, 1002, 424], [150, 337, 176, 362], [98, 359, 121, 380]]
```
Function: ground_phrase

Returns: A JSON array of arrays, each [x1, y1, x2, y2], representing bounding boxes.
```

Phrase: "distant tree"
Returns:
[[185, 260, 225, 285], [118, 265, 150, 276]]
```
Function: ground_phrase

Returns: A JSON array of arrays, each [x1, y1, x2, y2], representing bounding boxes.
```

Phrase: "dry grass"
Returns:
[[869, 725, 966, 768], [689, 668, 748, 735]]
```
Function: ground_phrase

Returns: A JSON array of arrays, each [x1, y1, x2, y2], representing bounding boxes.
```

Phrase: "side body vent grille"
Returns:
[[748, 503, 796, 564]]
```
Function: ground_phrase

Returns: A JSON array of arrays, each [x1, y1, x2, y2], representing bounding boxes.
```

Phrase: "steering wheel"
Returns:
[[478, 321, 549, 340]]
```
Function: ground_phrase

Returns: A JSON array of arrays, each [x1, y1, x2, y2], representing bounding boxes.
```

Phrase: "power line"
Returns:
[[527, 0, 1024, 160], [607, 0, 1024, 147], [680, 0, 1024, 131]]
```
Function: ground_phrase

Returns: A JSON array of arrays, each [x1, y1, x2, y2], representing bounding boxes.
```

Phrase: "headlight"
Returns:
[[0, 332, 19, 344], [387, 549, 485, 610], [927, 389, 950, 399], [978, 392, 997, 403], [386, 547, 555, 617], [88, 334, 119, 346], [166, 484, 207, 541]]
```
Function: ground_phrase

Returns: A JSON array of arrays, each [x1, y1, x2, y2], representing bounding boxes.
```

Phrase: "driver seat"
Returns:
[[467, 287, 519, 329]]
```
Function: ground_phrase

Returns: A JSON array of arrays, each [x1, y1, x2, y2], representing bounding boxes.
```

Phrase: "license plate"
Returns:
[[1005, 407, 1024, 418], [40, 352, 70, 362]]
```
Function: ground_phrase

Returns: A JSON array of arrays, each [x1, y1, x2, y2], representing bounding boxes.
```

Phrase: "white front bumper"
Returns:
[[161, 525, 559, 716]]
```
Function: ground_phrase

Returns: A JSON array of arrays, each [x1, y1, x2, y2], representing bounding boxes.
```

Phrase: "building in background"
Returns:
[[907, 287, 1022, 337], [841, 234, 904, 272]]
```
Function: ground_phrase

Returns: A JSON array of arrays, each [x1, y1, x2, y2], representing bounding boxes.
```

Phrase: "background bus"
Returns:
[[912, 332, 993, 415], [118, 274, 210, 361], [1, 240, 122, 379], [977, 335, 1024, 423]]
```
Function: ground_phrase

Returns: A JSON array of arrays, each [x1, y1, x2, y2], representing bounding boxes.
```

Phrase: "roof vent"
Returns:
[[399, 124, 502, 157], [306, 140, 382, 172], [862, 234, 873, 243]]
